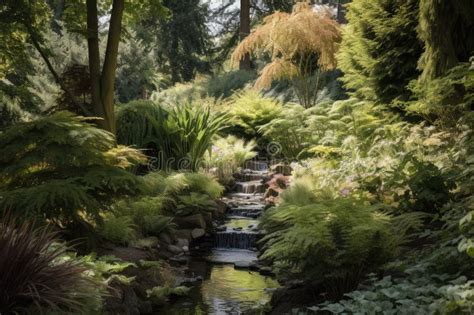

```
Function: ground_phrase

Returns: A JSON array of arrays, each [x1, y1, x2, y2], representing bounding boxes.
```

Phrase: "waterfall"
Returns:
[[214, 232, 258, 249]]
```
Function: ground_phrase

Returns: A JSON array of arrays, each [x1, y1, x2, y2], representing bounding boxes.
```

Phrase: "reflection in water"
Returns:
[[162, 264, 279, 315]]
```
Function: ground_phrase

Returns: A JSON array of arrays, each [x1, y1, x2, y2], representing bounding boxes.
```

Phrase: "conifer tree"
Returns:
[[337, 0, 422, 105]]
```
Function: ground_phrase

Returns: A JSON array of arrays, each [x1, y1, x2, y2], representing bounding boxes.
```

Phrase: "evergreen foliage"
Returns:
[[0, 112, 146, 227], [338, 0, 422, 104]]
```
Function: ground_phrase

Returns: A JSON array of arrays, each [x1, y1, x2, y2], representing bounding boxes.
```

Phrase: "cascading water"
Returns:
[[163, 161, 279, 315]]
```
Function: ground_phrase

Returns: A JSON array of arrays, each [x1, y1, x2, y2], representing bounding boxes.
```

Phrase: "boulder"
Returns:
[[173, 214, 207, 230], [174, 229, 192, 240], [176, 238, 189, 247], [214, 200, 227, 218], [167, 244, 183, 254], [191, 228, 206, 239], [158, 232, 173, 245]]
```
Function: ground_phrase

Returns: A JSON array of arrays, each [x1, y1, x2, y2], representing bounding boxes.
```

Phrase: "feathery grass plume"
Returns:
[[231, 1, 341, 107], [0, 216, 101, 313]]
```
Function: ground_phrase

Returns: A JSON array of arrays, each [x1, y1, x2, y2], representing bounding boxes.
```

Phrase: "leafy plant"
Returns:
[[205, 135, 257, 184], [309, 264, 474, 314], [0, 217, 101, 314], [226, 90, 282, 141], [175, 192, 217, 216], [260, 192, 400, 298], [99, 215, 137, 245], [0, 112, 146, 228], [115, 99, 164, 147], [148, 103, 229, 171], [206, 70, 257, 99]]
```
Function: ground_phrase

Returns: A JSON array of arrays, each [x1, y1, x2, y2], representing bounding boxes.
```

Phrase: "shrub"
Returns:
[[112, 196, 175, 237], [147, 104, 229, 171], [0, 217, 101, 313], [99, 215, 137, 245], [226, 90, 282, 141], [260, 190, 399, 298], [163, 172, 224, 199], [0, 112, 146, 228], [205, 135, 257, 184], [206, 70, 257, 99], [115, 99, 164, 147]]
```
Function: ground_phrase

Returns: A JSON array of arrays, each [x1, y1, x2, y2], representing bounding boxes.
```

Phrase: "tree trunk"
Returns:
[[239, 0, 252, 70], [86, 0, 124, 134], [100, 0, 124, 134]]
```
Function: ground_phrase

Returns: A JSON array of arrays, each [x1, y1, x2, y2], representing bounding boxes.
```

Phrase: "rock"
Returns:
[[176, 238, 189, 247], [173, 214, 207, 230], [170, 255, 188, 264], [214, 200, 227, 218], [159, 233, 173, 245], [215, 226, 227, 232], [191, 228, 206, 239], [167, 244, 183, 254], [174, 229, 192, 240], [182, 245, 189, 252], [233, 227, 243, 231], [270, 163, 292, 176], [248, 224, 254, 229], [259, 266, 274, 276]]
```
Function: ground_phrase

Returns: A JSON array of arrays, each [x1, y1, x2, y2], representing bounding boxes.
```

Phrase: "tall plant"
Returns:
[[148, 104, 228, 171], [231, 1, 342, 108]]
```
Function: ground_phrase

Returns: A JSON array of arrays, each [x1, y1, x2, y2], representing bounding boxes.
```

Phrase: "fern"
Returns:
[[0, 111, 146, 227]]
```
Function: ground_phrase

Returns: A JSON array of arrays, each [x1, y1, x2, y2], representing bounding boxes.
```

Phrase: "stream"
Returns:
[[163, 162, 280, 314]]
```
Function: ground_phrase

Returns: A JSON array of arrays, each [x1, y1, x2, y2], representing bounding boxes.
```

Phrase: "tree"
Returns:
[[231, 2, 342, 108], [337, 0, 422, 105], [139, 0, 212, 84], [239, 0, 252, 70], [417, 0, 474, 81], [86, 0, 123, 133]]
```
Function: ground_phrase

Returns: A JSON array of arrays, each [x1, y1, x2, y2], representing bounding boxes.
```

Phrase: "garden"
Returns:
[[1, 0, 473, 314]]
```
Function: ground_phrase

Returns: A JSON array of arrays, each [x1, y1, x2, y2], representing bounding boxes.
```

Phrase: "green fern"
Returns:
[[0, 111, 146, 226]]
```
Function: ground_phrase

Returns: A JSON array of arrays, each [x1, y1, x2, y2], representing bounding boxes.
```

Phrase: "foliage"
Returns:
[[116, 35, 158, 103], [0, 217, 101, 314], [206, 70, 257, 99], [405, 62, 474, 125], [0, 112, 146, 228], [143, 0, 213, 83], [99, 215, 136, 245], [147, 103, 229, 171], [417, 0, 474, 81], [112, 195, 175, 237], [259, 103, 312, 159], [205, 135, 257, 184], [232, 1, 342, 107], [116, 99, 163, 147], [162, 171, 224, 199], [338, 0, 422, 104], [175, 192, 217, 216], [309, 264, 474, 314], [226, 90, 282, 141], [146, 285, 190, 305], [260, 193, 399, 298]]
